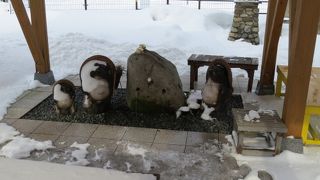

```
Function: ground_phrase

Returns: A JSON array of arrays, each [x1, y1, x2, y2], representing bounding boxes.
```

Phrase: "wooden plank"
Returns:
[[258, 0, 288, 90], [11, 0, 45, 72], [30, 0, 50, 73], [283, 0, 320, 137], [233, 109, 288, 133]]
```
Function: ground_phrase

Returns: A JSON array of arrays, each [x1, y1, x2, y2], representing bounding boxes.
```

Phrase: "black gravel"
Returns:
[[22, 88, 243, 134]]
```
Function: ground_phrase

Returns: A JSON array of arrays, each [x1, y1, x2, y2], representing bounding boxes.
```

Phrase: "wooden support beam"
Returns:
[[30, 0, 50, 73], [256, 0, 288, 95], [11, 0, 45, 73], [283, 0, 320, 137]]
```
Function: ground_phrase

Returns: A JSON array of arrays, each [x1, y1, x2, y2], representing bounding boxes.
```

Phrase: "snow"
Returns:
[[201, 102, 216, 121], [244, 110, 261, 122], [0, 4, 319, 119], [0, 2, 320, 179], [0, 136, 54, 159], [66, 142, 90, 166], [0, 158, 156, 180], [0, 123, 20, 144]]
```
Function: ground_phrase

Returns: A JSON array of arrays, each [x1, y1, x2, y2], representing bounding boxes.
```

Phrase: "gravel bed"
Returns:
[[22, 88, 243, 133]]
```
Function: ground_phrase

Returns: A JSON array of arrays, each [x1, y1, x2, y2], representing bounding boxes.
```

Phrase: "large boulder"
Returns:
[[127, 45, 185, 113]]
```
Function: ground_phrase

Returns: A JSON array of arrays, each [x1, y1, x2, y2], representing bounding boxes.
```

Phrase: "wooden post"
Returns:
[[84, 0, 88, 10], [255, 0, 288, 95], [167, 0, 169, 5], [11, 0, 54, 84], [11, 0, 45, 72], [282, 0, 320, 137], [30, 0, 50, 73], [198, 0, 201, 10]]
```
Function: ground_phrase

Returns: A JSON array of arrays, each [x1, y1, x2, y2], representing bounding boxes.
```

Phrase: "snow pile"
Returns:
[[244, 110, 260, 122], [0, 136, 54, 159], [201, 102, 216, 121], [126, 144, 151, 171], [0, 123, 20, 144], [66, 142, 90, 166], [0, 158, 157, 180]]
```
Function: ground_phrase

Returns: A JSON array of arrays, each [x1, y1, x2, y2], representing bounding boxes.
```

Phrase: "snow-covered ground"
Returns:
[[1, 2, 320, 179], [0, 157, 156, 180]]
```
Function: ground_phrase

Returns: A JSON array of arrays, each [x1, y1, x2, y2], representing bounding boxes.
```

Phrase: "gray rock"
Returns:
[[281, 138, 304, 154], [126, 45, 185, 112], [258, 170, 273, 180], [244, 26, 251, 33], [239, 164, 251, 178], [231, 27, 238, 33], [252, 27, 259, 32]]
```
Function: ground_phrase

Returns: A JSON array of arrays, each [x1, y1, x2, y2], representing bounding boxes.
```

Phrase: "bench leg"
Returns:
[[190, 65, 199, 90], [237, 132, 244, 154], [275, 134, 284, 155], [245, 69, 254, 92], [275, 72, 283, 97]]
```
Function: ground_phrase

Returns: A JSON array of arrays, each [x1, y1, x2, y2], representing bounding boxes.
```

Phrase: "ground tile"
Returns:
[[123, 127, 157, 143], [5, 107, 30, 119], [54, 135, 89, 149], [87, 137, 118, 153], [11, 119, 43, 134], [154, 129, 187, 145], [151, 143, 185, 153], [33, 121, 71, 135], [62, 123, 98, 137], [186, 132, 224, 146], [1, 118, 18, 125], [91, 125, 127, 140], [28, 133, 60, 142]]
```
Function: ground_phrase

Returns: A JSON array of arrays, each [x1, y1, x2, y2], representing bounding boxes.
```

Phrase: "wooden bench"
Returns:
[[188, 54, 259, 92], [276, 65, 320, 145], [232, 108, 287, 156]]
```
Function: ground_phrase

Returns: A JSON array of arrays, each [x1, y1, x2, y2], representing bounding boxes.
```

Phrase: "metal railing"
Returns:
[[6, 0, 268, 13]]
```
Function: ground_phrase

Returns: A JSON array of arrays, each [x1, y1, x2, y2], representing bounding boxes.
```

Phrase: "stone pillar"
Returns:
[[228, 0, 260, 45]]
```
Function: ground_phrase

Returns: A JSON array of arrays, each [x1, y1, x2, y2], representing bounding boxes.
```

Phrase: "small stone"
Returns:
[[246, 22, 253, 26], [244, 26, 251, 33], [239, 164, 251, 178], [240, 14, 248, 18], [234, 17, 242, 22], [254, 37, 260, 44], [231, 27, 238, 33], [253, 8, 259, 13], [242, 33, 248, 38], [252, 27, 259, 32], [258, 170, 273, 180], [228, 37, 236, 41], [246, 8, 253, 12], [233, 22, 240, 28], [248, 34, 254, 39], [253, 33, 258, 37]]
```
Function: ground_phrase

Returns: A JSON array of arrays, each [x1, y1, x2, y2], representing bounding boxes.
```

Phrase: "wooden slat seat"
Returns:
[[232, 108, 287, 156], [188, 54, 258, 92]]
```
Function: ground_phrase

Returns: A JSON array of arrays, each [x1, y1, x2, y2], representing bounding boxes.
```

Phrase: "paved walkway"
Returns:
[[0, 74, 284, 179]]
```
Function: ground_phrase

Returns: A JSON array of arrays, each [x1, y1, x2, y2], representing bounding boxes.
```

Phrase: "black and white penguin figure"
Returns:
[[201, 59, 233, 120], [80, 55, 122, 113], [53, 79, 76, 115]]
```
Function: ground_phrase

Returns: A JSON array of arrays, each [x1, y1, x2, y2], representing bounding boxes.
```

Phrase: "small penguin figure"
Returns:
[[80, 55, 123, 113], [202, 59, 233, 112], [53, 79, 76, 115]]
